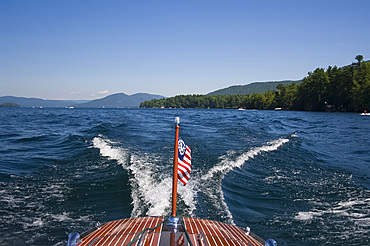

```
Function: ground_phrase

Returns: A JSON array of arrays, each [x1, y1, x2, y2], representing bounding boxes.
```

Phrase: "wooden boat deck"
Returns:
[[183, 217, 263, 246], [74, 216, 264, 246], [77, 216, 164, 246]]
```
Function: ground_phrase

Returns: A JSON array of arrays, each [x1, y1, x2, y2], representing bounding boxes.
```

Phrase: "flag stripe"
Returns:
[[178, 164, 190, 177], [178, 164, 190, 174]]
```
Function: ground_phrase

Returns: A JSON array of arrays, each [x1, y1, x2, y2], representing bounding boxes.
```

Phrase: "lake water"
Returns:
[[0, 108, 369, 245]]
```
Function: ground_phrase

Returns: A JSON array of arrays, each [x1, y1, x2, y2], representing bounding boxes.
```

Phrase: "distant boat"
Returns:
[[67, 117, 277, 246], [360, 113, 370, 115]]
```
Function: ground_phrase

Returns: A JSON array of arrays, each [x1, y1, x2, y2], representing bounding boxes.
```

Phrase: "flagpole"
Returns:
[[171, 117, 180, 218]]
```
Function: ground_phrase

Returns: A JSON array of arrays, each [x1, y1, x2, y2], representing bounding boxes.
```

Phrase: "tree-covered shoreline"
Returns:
[[141, 56, 369, 112], [0, 103, 20, 107]]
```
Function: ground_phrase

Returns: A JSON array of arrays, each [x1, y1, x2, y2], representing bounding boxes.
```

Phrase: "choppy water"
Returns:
[[0, 108, 369, 245]]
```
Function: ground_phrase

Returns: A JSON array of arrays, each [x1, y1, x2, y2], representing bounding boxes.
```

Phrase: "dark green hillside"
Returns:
[[207, 80, 302, 96], [141, 56, 370, 112], [0, 103, 20, 107]]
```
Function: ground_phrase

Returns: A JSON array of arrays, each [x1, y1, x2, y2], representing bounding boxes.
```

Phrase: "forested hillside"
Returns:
[[141, 56, 370, 112], [207, 80, 301, 96]]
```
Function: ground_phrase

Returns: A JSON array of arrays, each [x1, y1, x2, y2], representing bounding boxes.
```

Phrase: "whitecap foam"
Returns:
[[128, 153, 172, 217], [128, 153, 197, 217], [295, 197, 370, 227], [337, 198, 370, 208], [92, 135, 196, 218], [50, 212, 72, 222], [291, 132, 298, 137], [92, 135, 290, 222], [31, 218, 44, 227], [92, 135, 128, 166], [294, 211, 323, 221], [199, 137, 290, 223], [178, 180, 197, 215], [202, 137, 289, 180]]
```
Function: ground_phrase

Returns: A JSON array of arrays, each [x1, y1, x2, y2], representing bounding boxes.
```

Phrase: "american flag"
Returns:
[[177, 138, 191, 186], [176, 234, 185, 246]]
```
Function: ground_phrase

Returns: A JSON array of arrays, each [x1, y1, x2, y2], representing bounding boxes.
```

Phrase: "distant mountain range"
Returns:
[[207, 80, 302, 96], [74, 93, 164, 108], [1, 80, 303, 108], [0, 93, 164, 108], [0, 96, 88, 108]]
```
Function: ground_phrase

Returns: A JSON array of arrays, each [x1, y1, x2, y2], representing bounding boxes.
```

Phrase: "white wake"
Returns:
[[92, 135, 196, 218], [199, 137, 290, 224], [92, 135, 289, 222]]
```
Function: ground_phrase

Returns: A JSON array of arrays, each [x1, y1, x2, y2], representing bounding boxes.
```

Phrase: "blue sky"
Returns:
[[1, 0, 369, 100]]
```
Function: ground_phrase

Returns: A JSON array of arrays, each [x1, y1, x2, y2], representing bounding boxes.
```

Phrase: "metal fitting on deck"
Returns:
[[265, 239, 277, 246]]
